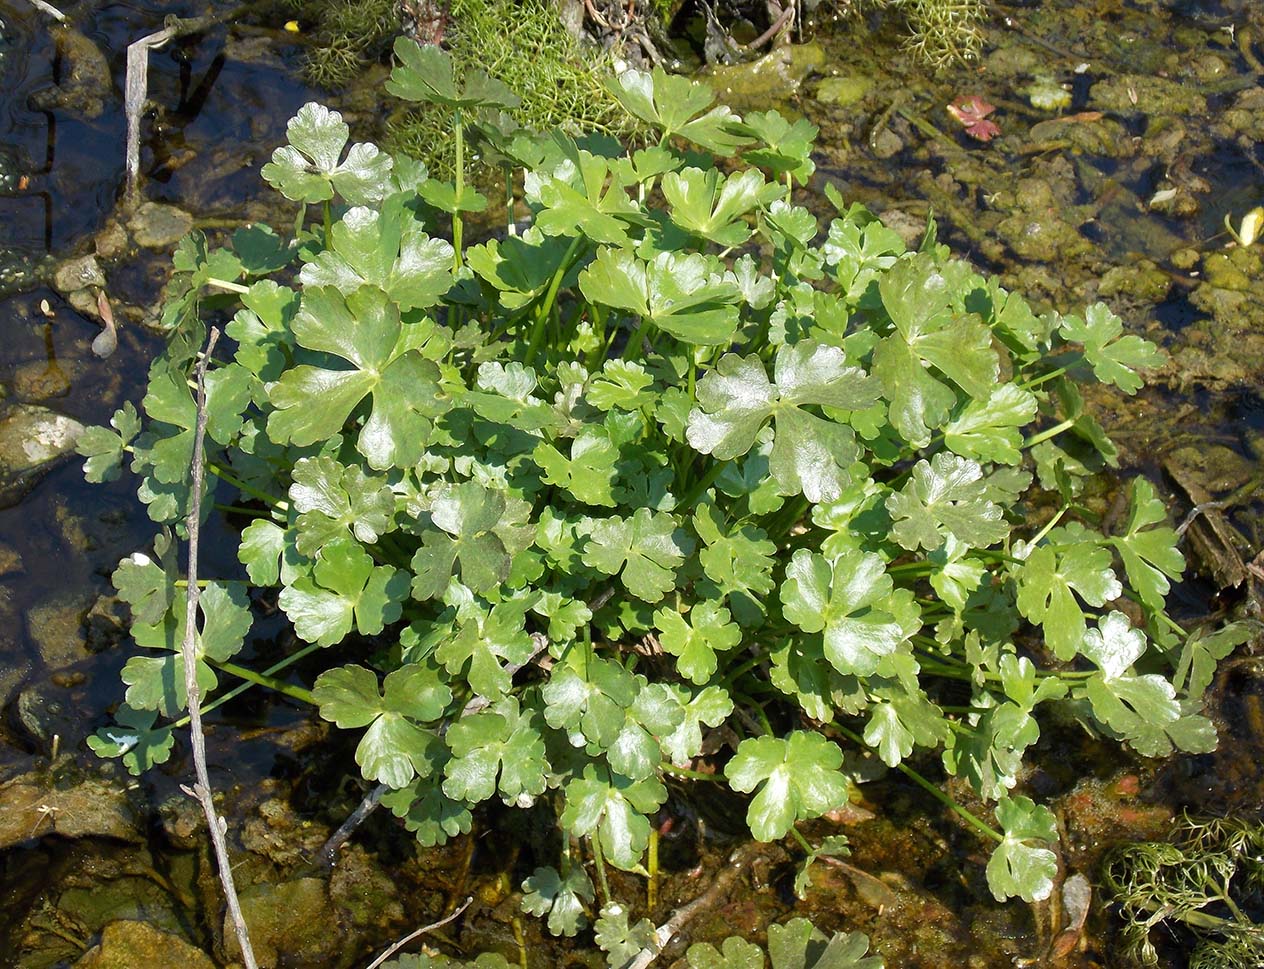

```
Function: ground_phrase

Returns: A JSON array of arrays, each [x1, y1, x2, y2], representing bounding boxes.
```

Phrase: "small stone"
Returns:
[[95, 222, 130, 260], [26, 591, 93, 670], [706, 42, 825, 110], [1089, 74, 1207, 117], [1098, 260, 1172, 302], [1171, 248, 1199, 271], [0, 404, 85, 507], [0, 403, 84, 475], [0, 770, 141, 850], [228, 878, 346, 968], [74, 921, 215, 969], [52, 254, 105, 295], [127, 203, 194, 250], [814, 75, 872, 107], [878, 209, 926, 247], [0, 542, 24, 576], [28, 28, 112, 120], [12, 359, 74, 402], [870, 128, 903, 159], [69, 288, 101, 318]]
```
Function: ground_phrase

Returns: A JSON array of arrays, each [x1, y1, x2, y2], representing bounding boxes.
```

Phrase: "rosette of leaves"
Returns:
[[81, 46, 1245, 928]]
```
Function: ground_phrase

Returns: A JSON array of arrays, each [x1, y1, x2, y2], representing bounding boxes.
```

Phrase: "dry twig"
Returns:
[[24, 0, 66, 22], [125, 9, 245, 200], [364, 897, 474, 969], [619, 843, 762, 969], [182, 327, 258, 969]]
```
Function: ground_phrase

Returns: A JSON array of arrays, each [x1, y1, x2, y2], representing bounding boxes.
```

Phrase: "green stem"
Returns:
[[524, 235, 583, 366], [206, 659, 316, 706], [647, 825, 659, 911], [590, 831, 612, 905], [206, 278, 249, 295], [504, 165, 515, 235], [734, 691, 773, 735], [213, 503, 269, 517], [679, 460, 727, 509], [207, 464, 288, 511], [887, 561, 935, 576], [622, 316, 650, 364], [768, 497, 811, 541], [322, 199, 332, 250], [1027, 505, 1067, 548], [1017, 366, 1068, 392], [832, 723, 1004, 843], [173, 643, 322, 730], [1023, 417, 1076, 450], [790, 826, 813, 854], [720, 651, 768, 688]]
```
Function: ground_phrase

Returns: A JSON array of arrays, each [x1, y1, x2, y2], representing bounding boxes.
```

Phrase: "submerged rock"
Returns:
[[29, 28, 113, 120], [52, 254, 105, 297], [814, 75, 873, 107], [229, 877, 348, 968], [74, 921, 215, 969], [705, 42, 825, 110], [1090, 74, 1208, 117], [127, 204, 194, 250], [25, 590, 94, 670], [0, 404, 85, 507], [12, 359, 75, 402], [0, 770, 141, 850]]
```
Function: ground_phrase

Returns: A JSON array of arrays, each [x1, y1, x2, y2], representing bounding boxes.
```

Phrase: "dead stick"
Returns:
[[736, 2, 794, 53], [125, 26, 176, 201], [319, 634, 550, 866], [24, 0, 67, 21], [125, 9, 245, 201], [182, 327, 258, 969], [364, 897, 473, 969], [619, 843, 761, 969]]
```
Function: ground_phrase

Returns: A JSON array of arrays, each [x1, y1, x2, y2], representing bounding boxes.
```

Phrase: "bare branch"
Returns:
[[364, 896, 473, 969], [619, 843, 762, 969], [124, 27, 176, 201], [182, 327, 258, 969], [23, 0, 66, 22]]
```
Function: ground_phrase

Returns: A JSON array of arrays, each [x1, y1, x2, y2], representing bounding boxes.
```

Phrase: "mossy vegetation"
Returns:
[[386, 0, 638, 179], [817, 0, 985, 66], [1104, 816, 1264, 967], [294, 0, 402, 89]]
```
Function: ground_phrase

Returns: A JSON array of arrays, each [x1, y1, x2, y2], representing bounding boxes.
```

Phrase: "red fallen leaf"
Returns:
[[947, 94, 1001, 142]]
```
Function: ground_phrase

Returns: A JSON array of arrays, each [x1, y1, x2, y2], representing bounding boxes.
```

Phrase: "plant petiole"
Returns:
[[206, 658, 316, 706], [834, 723, 1003, 843]]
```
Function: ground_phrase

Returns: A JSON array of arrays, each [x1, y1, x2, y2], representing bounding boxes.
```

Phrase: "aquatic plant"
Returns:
[[378, 914, 880, 966], [816, 0, 985, 66], [79, 42, 1246, 942], [386, 0, 636, 179], [296, 0, 402, 89], [1104, 815, 1264, 968]]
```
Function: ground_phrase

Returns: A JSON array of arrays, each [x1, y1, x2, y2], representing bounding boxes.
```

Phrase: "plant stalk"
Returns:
[[181, 327, 258, 968]]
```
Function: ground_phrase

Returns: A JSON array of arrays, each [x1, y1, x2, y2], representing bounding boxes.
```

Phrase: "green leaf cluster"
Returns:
[[84, 51, 1242, 923]]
